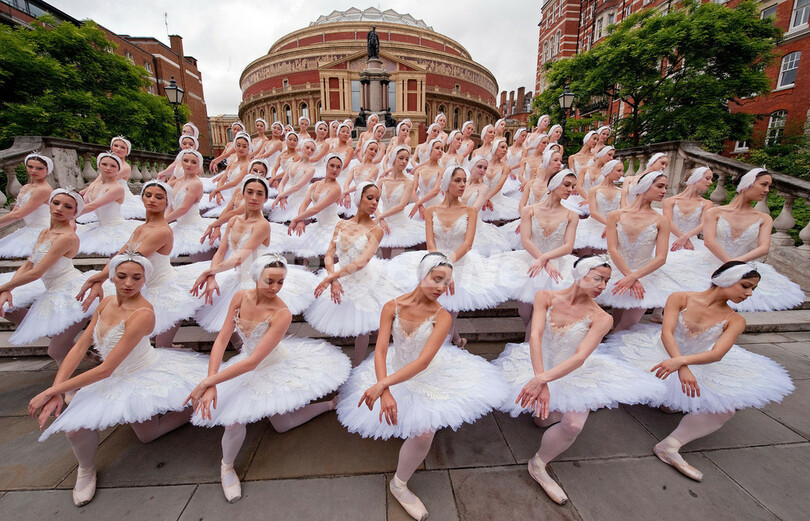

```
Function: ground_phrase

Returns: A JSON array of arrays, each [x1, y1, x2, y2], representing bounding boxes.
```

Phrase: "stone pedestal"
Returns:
[[360, 58, 391, 113]]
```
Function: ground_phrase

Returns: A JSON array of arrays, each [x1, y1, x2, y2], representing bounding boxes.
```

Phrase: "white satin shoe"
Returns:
[[389, 475, 428, 520], [528, 455, 568, 505], [220, 460, 242, 503], [653, 443, 703, 481], [73, 466, 97, 507]]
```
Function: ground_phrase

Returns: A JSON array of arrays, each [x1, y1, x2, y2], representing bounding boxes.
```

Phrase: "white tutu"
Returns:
[[501, 175, 522, 196], [76, 203, 140, 256], [492, 250, 576, 303], [40, 322, 206, 440], [0, 271, 46, 311], [378, 182, 425, 249], [119, 180, 146, 219], [480, 192, 520, 222], [284, 198, 342, 257], [192, 321, 350, 427], [0, 193, 49, 258], [201, 176, 218, 193], [169, 187, 218, 257], [135, 253, 205, 336], [574, 217, 608, 250], [499, 219, 523, 250], [338, 313, 509, 439], [494, 309, 663, 416], [599, 320, 794, 414], [471, 218, 510, 256], [562, 195, 589, 216]]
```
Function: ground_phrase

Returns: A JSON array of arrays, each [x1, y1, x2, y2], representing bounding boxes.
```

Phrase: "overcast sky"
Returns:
[[47, 0, 540, 116]]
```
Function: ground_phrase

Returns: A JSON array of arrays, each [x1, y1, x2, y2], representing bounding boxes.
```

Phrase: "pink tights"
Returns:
[[535, 411, 589, 464], [395, 431, 435, 482], [668, 411, 735, 447]]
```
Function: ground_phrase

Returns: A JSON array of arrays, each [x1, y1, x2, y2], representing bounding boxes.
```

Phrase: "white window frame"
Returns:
[[761, 4, 777, 19], [777, 51, 801, 89], [791, 0, 810, 30], [765, 110, 787, 146], [733, 140, 749, 153], [555, 30, 561, 55]]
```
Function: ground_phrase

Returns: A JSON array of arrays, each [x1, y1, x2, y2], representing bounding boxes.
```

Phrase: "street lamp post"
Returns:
[[558, 85, 575, 150], [163, 75, 185, 140]]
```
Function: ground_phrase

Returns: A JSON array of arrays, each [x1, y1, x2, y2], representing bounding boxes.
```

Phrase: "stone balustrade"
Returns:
[[613, 141, 810, 289]]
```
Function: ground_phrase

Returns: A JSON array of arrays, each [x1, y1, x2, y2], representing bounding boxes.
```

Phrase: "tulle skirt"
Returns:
[[480, 193, 520, 222], [77, 219, 140, 255], [337, 343, 510, 439], [499, 219, 523, 250], [562, 195, 589, 216], [192, 337, 351, 427], [599, 325, 794, 413], [267, 190, 309, 223], [379, 211, 426, 249], [0, 224, 48, 258], [170, 218, 219, 257], [284, 220, 341, 258], [0, 272, 46, 311], [490, 250, 576, 303], [574, 217, 608, 250], [39, 348, 207, 440], [120, 187, 146, 220], [596, 255, 706, 309], [493, 341, 663, 416], [471, 219, 510, 256]]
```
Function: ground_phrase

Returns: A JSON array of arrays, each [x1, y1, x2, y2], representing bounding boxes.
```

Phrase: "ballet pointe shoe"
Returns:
[[220, 460, 242, 503], [528, 455, 568, 505], [389, 475, 428, 520], [73, 466, 97, 507], [653, 441, 703, 482]]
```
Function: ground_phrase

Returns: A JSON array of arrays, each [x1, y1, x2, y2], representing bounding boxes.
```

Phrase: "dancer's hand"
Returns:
[[378, 218, 390, 235], [612, 275, 644, 299], [341, 194, 351, 209], [380, 391, 398, 425], [288, 220, 305, 236], [201, 225, 220, 245], [36, 395, 64, 430], [196, 387, 218, 420], [78, 281, 104, 312], [545, 261, 563, 283], [28, 388, 56, 420], [446, 279, 455, 296], [484, 200, 494, 211], [408, 204, 421, 219], [652, 357, 684, 379], [329, 280, 344, 304], [578, 200, 588, 207], [601, 229, 607, 239], [359, 382, 385, 409], [0, 291, 12, 317], [671, 236, 694, 251], [678, 367, 700, 398], [517, 378, 550, 420], [528, 256, 549, 278]]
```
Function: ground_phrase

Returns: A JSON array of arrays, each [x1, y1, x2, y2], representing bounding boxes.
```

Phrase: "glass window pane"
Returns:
[[351, 80, 361, 112]]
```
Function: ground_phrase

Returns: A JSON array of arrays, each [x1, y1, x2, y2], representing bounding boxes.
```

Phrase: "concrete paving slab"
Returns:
[[0, 370, 55, 416], [0, 358, 54, 372], [179, 474, 386, 521], [63, 421, 265, 488], [623, 404, 804, 450], [0, 484, 195, 521], [741, 310, 810, 332], [0, 416, 116, 490], [553, 454, 779, 521], [245, 413, 402, 480], [744, 343, 810, 380], [736, 333, 792, 344], [387, 470, 459, 521], [450, 465, 583, 521], [779, 331, 810, 342], [425, 414, 514, 470], [494, 407, 660, 464], [774, 341, 810, 358], [705, 443, 810, 521], [762, 378, 810, 439]]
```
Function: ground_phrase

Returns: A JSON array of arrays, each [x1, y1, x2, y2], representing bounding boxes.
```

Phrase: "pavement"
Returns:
[[0, 332, 808, 521]]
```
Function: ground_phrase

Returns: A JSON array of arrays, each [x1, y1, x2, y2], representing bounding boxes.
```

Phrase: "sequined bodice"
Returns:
[[310, 190, 339, 226], [506, 149, 522, 168], [673, 309, 725, 355], [542, 308, 591, 368], [174, 186, 202, 225], [226, 165, 242, 182], [595, 191, 620, 216], [572, 156, 591, 174], [418, 171, 439, 196], [432, 213, 468, 255], [583, 171, 604, 193], [672, 203, 702, 233], [28, 239, 82, 289], [617, 222, 658, 270], [233, 311, 288, 368], [89, 186, 125, 225], [531, 218, 567, 253], [18, 191, 50, 227], [336, 227, 372, 266], [93, 318, 157, 374], [390, 314, 438, 370], [716, 216, 761, 259], [228, 227, 264, 284], [381, 182, 406, 211]]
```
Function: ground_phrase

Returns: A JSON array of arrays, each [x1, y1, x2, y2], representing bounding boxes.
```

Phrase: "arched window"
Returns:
[[300, 102, 309, 121], [766, 110, 787, 145], [316, 101, 322, 121], [271, 106, 277, 122], [283, 104, 292, 126], [425, 103, 431, 122], [505, 131, 511, 144], [778, 51, 801, 88], [467, 110, 472, 123], [259, 108, 265, 120], [438, 104, 446, 116], [453, 108, 460, 129]]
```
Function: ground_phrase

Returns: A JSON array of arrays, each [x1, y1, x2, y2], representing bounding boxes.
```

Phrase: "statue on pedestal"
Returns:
[[367, 27, 379, 59]]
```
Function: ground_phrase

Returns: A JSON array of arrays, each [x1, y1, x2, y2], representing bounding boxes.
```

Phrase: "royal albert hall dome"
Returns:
[[238, 7, 500, 139]]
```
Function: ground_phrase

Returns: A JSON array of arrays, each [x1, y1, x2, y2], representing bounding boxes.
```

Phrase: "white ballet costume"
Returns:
[[695, 216, 805, 312], [76, 198, 140, 256], [494, 308, 663, 417], [201, 173, 219, 193], [284, 190, 342, 257], [337, 306, 509, 439], [389, 213, 512, 312], [193, 229, 317, 332], [192, 311, 351, 427], [596, 222, 701, 309], [39, 316, 207, 440], [169, 185, 218, 257], [491, 219, 576, 303], [479, 171, 520, 222], [0, 191, 50, 258], [304, 227, 403, 337], [564, 170, 603, 216], [411, 172, 444, 221], [460, 189, 510, 256], [136, 251, 206, 336], [502, 149, 523, 196], [500, 189, 540, 250], [599, 310, 793, 413], [574, 190, 620, 250], [379, 181, 426, 249], [668, 202, 707, 252], [310, 146, 327, 180], [9, 240, 99, 345], [267, 163, 311, 223], [201, 165, 241, 215], [118, 179, 146, 219]]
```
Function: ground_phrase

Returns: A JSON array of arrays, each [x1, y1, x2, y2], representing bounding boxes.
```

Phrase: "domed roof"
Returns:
[[310, 7, 433, 31]]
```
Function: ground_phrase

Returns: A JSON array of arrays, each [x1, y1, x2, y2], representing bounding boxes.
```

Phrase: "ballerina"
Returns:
[[208, 121, 244, 174], [108, 136, 146, 219], [330, 123, 355, 184], [157, 134, 199, 186], [192, 176, 316, 332], [479, 139, 520, 223], [494, 118, 507, 140], [339, 139, 381, 217], [284, 154, 345, 258], [459, 120, 476, 159], [389, 167, 512, 346], [164, 150, 218, 259], [0, 189, 97, 362], [526, 115, 551, 150], [376, 146, 425, 256], [575, 159, 624, 254], [599, 261, 794, 481], [434, 112, 449, 145], [566, 144, 615, 215], [698, 168, 805, 311], [470, 124, 495, 159], [459, 157, 512, 256], [568, 131, 598, 176], [495, 256, 660, 505], [384, 122, 411, 169], [76, 180, 205, 348], [597, 170, 700, 331], [76, 152, 140, 255], [593, 125, 611, 154], [408, 139, 445, 220], [503, 128, 529, 195], [203, 131, 252, 215], [411, 124, 441, 169], [338, 252, 509, 520], [267, 131, 301, 185], [439, 130, 465, 170], [662, 166, 714, 252], [0, 153, 53, 258], [493, 169, 579, 339], [253, 121, 285, 166], [29, 252, 207, 507], [307, 121, 332, 180], [354, 113, 380, 154], [268, 139, 317, 222], [304, 182, 403, 366], [622, 152, 669, 207], [250, 118, 270, 158], [370, 123, 388, 165], [326, 120, 339, 147], [297, 115, 312, 141], [186, 254, 351, 503]]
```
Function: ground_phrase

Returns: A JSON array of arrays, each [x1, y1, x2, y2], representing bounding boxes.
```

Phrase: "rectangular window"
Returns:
[[388, 82, 396, 111], [778, 52, 801, 88], [761, 4, 777, 19], [596, 19, 603, 39], [792, 0, 810, 29], [143, 61, 152, 73], [608, 13, 615, 25], [766, 110, 787, 145], [733, 140, 749, 152], [124, 51, 134, 63], [147, 84, 155, 95], [351, 80, 362, 112]]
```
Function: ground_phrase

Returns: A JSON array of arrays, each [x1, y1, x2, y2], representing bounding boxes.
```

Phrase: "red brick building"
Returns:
[[498, 87, 534, 143], [1, 0, 212, 155]]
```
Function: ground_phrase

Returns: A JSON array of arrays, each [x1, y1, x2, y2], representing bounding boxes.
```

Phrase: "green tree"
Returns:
[[532, 1, 781, 151], [0, 15, 188, 153]]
